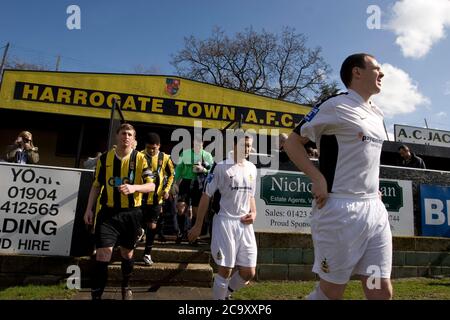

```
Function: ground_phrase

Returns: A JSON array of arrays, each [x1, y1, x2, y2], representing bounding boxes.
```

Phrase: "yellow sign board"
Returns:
[[0, 70, 310, 134]]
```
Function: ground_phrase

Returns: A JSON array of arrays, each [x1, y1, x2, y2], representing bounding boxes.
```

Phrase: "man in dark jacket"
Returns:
[[398, 145, 426, 169], [5, 131, 39, 164]]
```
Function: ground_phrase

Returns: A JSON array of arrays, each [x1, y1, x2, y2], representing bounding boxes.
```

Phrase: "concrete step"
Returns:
[[135, 234, 211, 247], [0, 234, 214, 288], [112, 244, 211, 264], [0, 254, 79, 287], [78, 241, 213, 288], [104, 262, 213, 288]]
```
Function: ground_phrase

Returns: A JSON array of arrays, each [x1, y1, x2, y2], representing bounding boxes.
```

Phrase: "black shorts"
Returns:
[[95, 207, 143, 250], [177, 178, 203, 207], [142, 204, 162, 224]]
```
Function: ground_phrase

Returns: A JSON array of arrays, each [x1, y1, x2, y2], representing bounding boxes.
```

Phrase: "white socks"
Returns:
[[306, 283, 330, 300], [213, 274, 230, 300], [214, 272, 251, 300], [228, 272, 248, 296]]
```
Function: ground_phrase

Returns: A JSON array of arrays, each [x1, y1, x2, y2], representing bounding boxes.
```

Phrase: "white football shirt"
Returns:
[[294, 89, 386, 196], [204, 157, 257, 219]]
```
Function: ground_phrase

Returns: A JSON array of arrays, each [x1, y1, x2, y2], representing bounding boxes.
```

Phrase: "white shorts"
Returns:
[[311, 195, 392, 284], [211, 214, 258, 268]]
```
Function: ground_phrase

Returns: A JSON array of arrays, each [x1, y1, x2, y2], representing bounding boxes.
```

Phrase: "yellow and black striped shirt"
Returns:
[[141, 150, 175, 205], [93, 149, 153, 209]]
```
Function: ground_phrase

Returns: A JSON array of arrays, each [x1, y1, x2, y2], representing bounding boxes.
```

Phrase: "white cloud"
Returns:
[[445, 81, 450, 95], [387, 0, 450, 58], [435, 111, 447, 117], [373, 63, 429, 117]]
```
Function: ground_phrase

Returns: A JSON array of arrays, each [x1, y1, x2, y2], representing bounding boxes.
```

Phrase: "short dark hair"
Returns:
[[145, 132, 160, 145], [398, 144, 410, 152], [116, 123, 136, 136], [233, 134, 253, 146], [340, 53, 374, 88]]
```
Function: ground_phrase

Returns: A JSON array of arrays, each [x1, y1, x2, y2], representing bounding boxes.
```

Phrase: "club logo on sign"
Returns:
[[165, 78, 180, 96]]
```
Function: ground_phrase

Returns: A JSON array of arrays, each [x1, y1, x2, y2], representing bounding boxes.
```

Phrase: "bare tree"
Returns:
[[133, 64, 161, 75], [171, 27, 338, 104], [0, 57, 49, 82], [5, 57, 49, 71]]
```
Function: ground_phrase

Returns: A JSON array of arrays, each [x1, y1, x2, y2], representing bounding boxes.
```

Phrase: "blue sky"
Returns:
[[1, 0, 449, 137]]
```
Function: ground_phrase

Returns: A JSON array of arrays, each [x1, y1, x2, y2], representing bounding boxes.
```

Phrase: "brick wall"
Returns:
[[255, 233, 450, 281]]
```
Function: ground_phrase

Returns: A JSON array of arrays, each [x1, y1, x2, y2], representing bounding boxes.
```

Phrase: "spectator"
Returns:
[[398, 145, 426, 169], [5, 131, 39, 164]]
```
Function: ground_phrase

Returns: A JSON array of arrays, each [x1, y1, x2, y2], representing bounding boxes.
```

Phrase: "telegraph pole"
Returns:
[[0, 42, 10, 76], [55, 55, 61, 71]]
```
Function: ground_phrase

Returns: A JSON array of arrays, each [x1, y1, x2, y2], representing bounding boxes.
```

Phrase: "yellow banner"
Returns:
[[0, 70, 310, 134]]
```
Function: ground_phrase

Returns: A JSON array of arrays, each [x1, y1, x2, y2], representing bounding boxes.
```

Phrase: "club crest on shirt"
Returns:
[[129, 171, 134, 183], [321, 258, 330, 273], [216, 250, 223, 261]]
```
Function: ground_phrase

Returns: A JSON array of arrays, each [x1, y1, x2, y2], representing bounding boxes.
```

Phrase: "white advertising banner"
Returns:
[[254, 169, 313, 234], [254, 169, 414, 236], [394, 124, 450, 148], [0, 163, 81, 256]]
